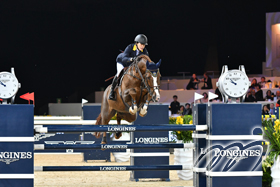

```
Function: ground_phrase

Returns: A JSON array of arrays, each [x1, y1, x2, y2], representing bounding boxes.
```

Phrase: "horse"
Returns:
[[95, 54, 161, 144]]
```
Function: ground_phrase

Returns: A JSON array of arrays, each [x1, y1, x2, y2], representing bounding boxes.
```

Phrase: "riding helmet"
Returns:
[[134, 34, 148, 45]]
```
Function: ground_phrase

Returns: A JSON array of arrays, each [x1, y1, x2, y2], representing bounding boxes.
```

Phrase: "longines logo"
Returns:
[[101, 145, 128, 149], [100, 166, 126, 171], [108, 126, 136, 132], [34, 133, 56, 141], [231, 78, 240, 81], [200, 148, 261, 162], [195, 141, 262, 171], [1, 80, 10, 83], [0, 152, 32, 165], [135, 137, 168, 144]]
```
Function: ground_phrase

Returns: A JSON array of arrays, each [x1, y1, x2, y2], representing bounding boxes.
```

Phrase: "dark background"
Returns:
[[0, 0, 279, 114]]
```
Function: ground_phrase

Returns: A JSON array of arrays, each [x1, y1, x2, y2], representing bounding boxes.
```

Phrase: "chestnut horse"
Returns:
[[95, 54, 161, 144]]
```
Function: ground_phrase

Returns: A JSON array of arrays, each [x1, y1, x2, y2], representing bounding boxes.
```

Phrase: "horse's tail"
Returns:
[[94, 113, 102, 138]]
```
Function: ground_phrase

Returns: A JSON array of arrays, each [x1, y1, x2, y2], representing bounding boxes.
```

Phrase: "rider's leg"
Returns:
[[109, 63, 124, 100]]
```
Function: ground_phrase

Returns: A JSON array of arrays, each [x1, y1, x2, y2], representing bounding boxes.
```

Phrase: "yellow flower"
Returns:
[[272, 115, 276, 119], [176, 116, 183, 124], [177, 131, 181, 134], [265, 127, 267, 130], [265, 116, 268, 121], [189, 120, 193, 125], [262, 116, 263, 121]]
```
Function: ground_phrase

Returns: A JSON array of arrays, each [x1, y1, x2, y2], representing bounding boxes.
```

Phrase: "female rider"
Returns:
[[109, 34, 149, 100]]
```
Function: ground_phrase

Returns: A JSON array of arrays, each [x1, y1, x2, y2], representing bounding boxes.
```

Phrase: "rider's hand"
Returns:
[[130, 57, 136, 62]]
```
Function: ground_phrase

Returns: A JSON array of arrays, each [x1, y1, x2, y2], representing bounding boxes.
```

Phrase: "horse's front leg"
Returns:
[[139, 100, 149, 117], [128, 88, 138, 115]]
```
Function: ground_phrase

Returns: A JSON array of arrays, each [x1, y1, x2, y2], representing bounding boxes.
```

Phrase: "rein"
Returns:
[[124, 60, 155, 100]]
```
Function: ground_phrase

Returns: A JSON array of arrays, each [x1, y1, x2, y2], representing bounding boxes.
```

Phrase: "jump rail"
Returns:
[[34, 165, 193, 171], [34, 143, 195, 150], [34, 120, 131, 125], [35, 124, 207, 133]]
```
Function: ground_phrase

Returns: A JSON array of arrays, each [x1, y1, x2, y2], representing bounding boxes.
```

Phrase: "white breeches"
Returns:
[[116, 63, 124, 76]]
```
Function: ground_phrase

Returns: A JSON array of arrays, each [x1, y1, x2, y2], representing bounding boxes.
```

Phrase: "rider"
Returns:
[[109, 34, 149, 100]]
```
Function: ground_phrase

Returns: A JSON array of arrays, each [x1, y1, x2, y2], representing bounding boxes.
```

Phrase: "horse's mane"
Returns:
[[136, 54, 152, 63]]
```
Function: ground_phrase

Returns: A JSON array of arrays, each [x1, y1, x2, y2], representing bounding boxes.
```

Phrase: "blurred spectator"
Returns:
[[259, 77, 266, 88], [276, 91, 280, 99], [190, 102, 194, 109], [255, 84, 264, 101], [262, 105, 270, 115], [251, 78, 258, 89], [183, 103, 192, 115], [267, 80, 272, 89], [201, 92, 209, 103], [201, 72, 213, 89], [245, 90, 256, 102], [270, 103, 275, 114], [265, 90, 274, 101], [186, 74, 200, 90], [178, 105, 185, 115], [170, 95, 180, 114], [251, 90, 257, 101]]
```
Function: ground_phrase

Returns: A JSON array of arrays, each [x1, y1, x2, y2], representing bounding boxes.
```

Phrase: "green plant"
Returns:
[[262, 154, 274, 187], [262, 115, 280, 186], [262, 116, 280, 160], [170, 115, 193, 143]]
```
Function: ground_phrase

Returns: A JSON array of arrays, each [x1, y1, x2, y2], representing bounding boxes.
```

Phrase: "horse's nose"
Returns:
[[154, 94, 160, 102]]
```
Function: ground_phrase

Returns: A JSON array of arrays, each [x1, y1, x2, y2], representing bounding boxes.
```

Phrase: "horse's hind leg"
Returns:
[[101, 109, 116, 144], [115, 113, 122, 139]]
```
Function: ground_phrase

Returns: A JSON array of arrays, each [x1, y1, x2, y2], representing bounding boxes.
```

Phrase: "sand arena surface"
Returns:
[[34, 153, 193, 187]]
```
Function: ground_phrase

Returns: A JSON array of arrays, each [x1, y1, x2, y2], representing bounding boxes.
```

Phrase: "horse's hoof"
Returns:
[[129, 106, 138, 115], [139, 112, 147, 117], [94, 132, 101, 138], [129, 107, 136, 115], [114, 132, 122, 139]]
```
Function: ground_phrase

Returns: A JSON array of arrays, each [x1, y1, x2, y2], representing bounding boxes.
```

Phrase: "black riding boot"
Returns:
[[109, 76, 118, 100]]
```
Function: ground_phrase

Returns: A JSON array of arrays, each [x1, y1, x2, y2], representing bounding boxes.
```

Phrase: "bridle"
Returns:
[[145, 69, 160, 102], [123, 59, 160, 102]]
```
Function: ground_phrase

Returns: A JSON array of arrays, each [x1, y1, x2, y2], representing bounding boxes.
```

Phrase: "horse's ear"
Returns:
[[156, 59, 161, 68], [146, 60, 149, 68]]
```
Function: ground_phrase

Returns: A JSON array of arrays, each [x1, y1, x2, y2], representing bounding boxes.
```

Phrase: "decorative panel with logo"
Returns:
[[0, 105, 34, 186], [205, 104, 262, 187], [130, 104, 170, 181]]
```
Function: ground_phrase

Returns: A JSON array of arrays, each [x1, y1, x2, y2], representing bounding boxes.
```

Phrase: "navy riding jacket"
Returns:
[[116, 43, 149, 67]]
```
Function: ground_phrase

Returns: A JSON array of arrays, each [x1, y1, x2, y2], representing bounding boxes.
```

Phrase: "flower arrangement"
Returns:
[[262, 116, 280, 160], [262, 115, 280, 187], [170, 115, 193, 143]]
